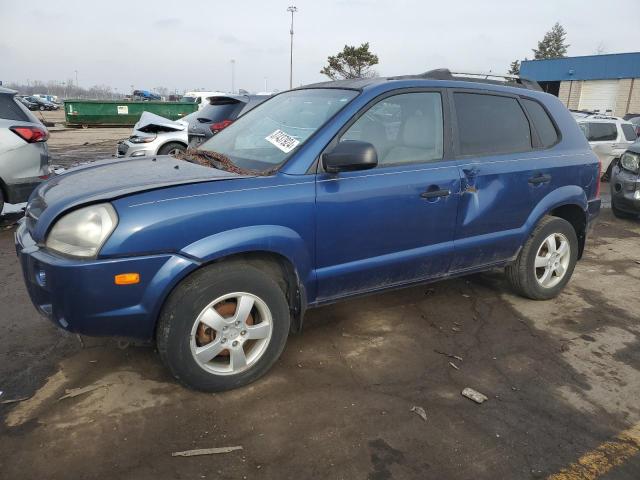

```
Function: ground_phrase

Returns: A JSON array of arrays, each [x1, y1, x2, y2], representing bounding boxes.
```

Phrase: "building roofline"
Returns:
[[521, 52, 640, 63]]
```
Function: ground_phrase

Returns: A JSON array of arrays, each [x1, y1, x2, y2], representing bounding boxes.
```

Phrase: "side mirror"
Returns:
[[322, 140, 378, 173]]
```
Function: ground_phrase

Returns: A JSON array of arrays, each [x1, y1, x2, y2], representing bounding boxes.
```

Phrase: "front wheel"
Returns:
[[157, 142, 186, 156], [506, 216, 578, 300], [157, 262, 291, 392]]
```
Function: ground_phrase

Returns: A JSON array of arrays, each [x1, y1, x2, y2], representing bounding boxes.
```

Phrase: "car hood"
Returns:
[[27, 156, 247, 242], [134, 111, 187, 133]]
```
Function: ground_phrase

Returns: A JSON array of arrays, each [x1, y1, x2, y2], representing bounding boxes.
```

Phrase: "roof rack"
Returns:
[[388, 68, 542, 91], [570, 109, 619, 120]]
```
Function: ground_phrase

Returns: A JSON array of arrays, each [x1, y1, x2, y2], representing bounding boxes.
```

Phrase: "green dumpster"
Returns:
[[63, 100, 198, 127]]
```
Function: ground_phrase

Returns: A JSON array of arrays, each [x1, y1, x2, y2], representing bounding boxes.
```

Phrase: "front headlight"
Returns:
[[129, 135, 156, 144], [620, 152, 640, 174], [46, 203, 118, 258]]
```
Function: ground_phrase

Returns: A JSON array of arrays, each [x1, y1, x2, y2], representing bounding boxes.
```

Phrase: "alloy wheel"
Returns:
[[534, 233, 571, 288], [189, 292, 273, 375]]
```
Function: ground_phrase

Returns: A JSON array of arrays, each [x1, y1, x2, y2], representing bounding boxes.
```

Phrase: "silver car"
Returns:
[[0, 87, 50, 214], [573, 113, 637, 179], [116, 111, 197, 158]]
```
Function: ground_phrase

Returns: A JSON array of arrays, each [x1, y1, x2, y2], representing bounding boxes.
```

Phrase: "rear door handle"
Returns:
[[420, 188, 451, 199], [528, 173, 552, 185]]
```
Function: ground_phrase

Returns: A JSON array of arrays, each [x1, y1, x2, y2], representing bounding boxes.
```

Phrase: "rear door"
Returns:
[[315, 90, 461, 300], [582, 122, 619, 172], [449, 91, 560, 271]]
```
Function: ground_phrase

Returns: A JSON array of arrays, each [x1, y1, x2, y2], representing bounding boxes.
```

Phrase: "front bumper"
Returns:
[[611, 166, 640, 214], [6, 178, 45, 204], [115, 140, 155, 158], [15, 221, 198, 339]]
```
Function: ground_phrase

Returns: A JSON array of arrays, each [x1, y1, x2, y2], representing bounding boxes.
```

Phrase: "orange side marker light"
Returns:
[[114, 273, 140, 285]]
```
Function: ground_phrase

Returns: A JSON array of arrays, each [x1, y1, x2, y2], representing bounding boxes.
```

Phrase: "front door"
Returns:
[[315, 90, 461, 301]]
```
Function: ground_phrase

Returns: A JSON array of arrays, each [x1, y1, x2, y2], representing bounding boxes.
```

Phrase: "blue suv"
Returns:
[[16, 70, 601, 391]]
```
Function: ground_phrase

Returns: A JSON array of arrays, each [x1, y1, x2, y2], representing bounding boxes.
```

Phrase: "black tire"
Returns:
[[0, 188, 4, 216], [157, 142, 186, 156], [39, 105, 45, 111], [506, 216, 578, 300], [157, 261, 291, 392]]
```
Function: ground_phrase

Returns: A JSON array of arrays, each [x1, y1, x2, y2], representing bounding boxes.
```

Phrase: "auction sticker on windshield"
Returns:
[[265, 130, 300, 153]]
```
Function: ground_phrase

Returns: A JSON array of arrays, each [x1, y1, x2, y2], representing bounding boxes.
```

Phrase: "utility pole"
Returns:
[[264, 77, 268, 92], [231, 59, 236, 94], [74, 70, 78, 87], [287, 5, 297, 90]]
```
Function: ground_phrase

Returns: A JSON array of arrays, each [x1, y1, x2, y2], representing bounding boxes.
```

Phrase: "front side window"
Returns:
[[200, 88, 358, 172], [586, 122, 617, 142], [340, 92, 443, 166], [621, 123, 637, 141], [454, 93, 532, 156]]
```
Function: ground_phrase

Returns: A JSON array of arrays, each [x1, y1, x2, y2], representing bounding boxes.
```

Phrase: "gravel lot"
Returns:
[[1, 129, 639, 479]]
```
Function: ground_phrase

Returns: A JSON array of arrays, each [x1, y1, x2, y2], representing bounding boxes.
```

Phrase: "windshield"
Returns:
[[198, 88, 359, 172], [182, 96, 196, 103]]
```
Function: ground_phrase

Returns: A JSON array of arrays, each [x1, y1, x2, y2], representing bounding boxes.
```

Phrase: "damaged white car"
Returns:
[[116, 111, 197, 158]]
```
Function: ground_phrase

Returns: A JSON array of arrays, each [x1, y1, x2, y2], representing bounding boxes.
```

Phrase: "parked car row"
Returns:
[[17, 95, 60, 111], [116, 94, 271, 158]]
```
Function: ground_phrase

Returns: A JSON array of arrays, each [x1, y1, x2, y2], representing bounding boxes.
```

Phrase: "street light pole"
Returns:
[[287, 5, 297, 90]]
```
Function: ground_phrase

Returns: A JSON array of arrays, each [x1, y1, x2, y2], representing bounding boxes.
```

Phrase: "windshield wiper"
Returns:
[[176, 148, 276, 176]]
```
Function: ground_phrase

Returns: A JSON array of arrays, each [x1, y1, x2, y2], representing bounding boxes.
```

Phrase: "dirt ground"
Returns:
[[1, 131, 639, 479]]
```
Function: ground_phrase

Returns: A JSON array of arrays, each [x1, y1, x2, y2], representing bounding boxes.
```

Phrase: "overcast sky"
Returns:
[[0, 0, 637, 94]]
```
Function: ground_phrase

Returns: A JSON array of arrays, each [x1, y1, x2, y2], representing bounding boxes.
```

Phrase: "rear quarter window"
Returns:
[[453, 92, 532, 156], [585, 123, 617, 142], [521, 98, 559, 148], [621, 123, 637, 141], [0, 94, 30, 122]]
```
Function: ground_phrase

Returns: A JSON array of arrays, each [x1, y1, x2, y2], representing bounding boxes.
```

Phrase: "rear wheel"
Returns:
[[157, 262, 291, 392], [157, 142, 186, 156], [506, 216, 578, 300]]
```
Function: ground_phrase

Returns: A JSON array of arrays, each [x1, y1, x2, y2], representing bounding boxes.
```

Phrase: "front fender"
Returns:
[[181, 225, 314, 291]]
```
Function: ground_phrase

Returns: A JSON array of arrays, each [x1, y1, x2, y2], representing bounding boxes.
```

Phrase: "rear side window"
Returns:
[[454, 93, 531, 156], [521, 98, 559, 147], [585, 122, 617, 141], [621, 123, 637, 141], [0, 94, 29, 121]]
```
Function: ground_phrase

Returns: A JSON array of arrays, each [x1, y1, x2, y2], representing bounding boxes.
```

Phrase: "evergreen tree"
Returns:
[[533, 23, 569, 59], [508, 60, 521, 75], [320, 43, 379, 80]]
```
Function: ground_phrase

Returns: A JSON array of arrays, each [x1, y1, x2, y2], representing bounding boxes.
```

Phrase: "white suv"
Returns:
[[573, 112, 638, 179]]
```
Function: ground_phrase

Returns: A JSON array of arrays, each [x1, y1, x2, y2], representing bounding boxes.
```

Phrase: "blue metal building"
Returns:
[[520, 53, 640, 116]]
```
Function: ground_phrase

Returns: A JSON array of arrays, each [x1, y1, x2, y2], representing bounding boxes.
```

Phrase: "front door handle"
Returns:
[[420, 188, 451, 199], [528, 173, 552, 185]]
